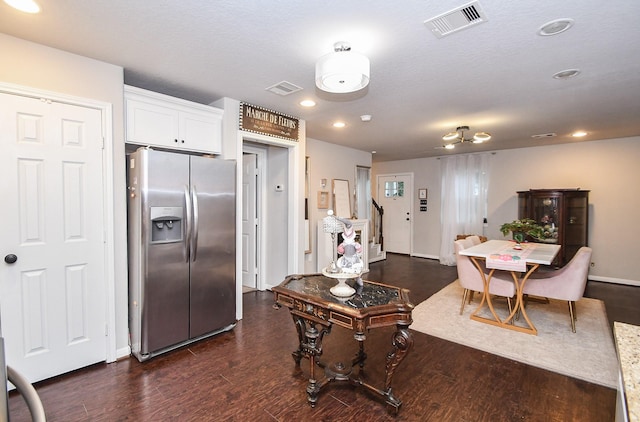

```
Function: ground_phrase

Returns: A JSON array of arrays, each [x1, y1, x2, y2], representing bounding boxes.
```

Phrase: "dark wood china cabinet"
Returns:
[[517, 189, 589, 267]]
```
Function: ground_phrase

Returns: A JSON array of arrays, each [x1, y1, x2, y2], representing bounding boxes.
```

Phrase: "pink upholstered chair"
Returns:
[[465, 235, 482, 246], [455, 239, 516, 315], [522, 246, 593, 333]]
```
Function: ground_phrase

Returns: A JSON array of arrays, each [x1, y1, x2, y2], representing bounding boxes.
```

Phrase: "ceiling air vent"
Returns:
[[266, 81, 302, 96], [424, 1, 488, 38], [531, 133, 557, 139]]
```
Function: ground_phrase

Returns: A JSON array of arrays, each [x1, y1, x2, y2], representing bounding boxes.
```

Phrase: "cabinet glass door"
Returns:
[[532, 196, 559, 243], [564, 196, 588, 259]]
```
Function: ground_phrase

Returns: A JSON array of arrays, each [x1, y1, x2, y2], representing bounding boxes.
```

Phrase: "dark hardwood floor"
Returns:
[[8, 254, 640, 421]]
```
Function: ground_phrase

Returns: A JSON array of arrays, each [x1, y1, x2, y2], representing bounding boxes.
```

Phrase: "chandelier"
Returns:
[[442, 125, 491, 149], [315, 42, 370, 94]]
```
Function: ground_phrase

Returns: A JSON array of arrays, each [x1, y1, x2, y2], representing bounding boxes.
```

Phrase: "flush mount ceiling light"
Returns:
[[4, 0, 40, 13], [441, 125, 491, 149], [315, 42, 370, 94]]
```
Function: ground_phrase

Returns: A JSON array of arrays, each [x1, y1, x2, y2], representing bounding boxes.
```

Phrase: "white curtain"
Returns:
[[355, 166, 372, 241], [439, 153, 491, 265]]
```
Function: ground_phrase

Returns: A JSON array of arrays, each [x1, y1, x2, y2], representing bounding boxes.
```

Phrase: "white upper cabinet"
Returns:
[[125, 85, 223, 154]]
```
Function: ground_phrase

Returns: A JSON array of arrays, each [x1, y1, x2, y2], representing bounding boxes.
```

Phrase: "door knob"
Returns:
[[4, 254, 17, 264]]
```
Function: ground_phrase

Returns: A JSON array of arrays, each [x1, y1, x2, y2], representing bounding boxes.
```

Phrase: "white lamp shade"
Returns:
[[316, 50, 370, 93]]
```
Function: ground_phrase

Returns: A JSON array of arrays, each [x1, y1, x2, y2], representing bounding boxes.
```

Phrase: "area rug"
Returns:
[[410, 281, 619, 388]]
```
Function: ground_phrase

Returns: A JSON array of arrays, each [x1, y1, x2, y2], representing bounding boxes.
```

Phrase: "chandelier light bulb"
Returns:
[[442, 132, 459, 142], [473, 132, 491, 142]]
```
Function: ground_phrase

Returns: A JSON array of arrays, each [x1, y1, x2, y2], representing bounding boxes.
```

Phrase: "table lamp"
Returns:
[[322, 210, 343, 273]]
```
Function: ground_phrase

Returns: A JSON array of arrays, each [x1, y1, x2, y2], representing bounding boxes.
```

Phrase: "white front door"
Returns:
[[0, 93, 107, 384], [241, 153, 258, 289], [377, 173, 413, 254]]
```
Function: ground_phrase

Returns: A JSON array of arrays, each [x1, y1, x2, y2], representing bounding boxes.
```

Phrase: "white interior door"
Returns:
[[377, 174, 413, 254], [0, 93, 106, 384], [241, 153, 258, 288]]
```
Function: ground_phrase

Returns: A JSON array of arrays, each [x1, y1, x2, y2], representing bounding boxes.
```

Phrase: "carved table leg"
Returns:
[[352, 337, 367, 369], [291, 314, 306, 366], [383, 324, 414, 413], [289, 316, 331, 408]]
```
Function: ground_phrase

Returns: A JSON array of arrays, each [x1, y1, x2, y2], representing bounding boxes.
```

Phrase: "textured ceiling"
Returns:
[[2, 0, 640, 161]]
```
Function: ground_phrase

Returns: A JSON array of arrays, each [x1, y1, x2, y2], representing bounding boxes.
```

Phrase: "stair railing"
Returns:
[[372, 199, 384, 250]]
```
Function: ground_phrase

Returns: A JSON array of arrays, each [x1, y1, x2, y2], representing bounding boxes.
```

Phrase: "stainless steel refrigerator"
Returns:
[[127, 147, 236, 362]]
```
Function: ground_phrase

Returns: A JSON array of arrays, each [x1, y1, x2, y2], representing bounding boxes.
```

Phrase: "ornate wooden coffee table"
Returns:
[[272, 274, 414, 414]]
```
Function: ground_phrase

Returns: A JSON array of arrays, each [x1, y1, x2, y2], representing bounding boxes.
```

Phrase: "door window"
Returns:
[[384, 181, 404, 198]]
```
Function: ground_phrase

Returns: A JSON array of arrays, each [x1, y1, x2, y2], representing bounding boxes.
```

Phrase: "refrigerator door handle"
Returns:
[[184, 185, 192, 262], [191, 185, 199, 262]]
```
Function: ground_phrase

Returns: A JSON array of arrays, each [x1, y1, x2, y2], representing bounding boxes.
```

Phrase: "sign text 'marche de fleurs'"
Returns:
[[240, 103, 299, 141]]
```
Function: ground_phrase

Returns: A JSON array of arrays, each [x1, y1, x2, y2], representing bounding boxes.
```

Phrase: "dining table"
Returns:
[[458, 239, 561, 335]]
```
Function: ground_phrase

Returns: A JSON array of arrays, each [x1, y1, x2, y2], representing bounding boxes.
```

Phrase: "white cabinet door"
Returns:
[[125, 86, 222, 154], [126, 98, 180, 147], [180, 107, 222, 153]]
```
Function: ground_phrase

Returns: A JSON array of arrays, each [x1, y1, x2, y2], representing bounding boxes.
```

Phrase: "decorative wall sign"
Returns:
[[318, 191, 329, 209], [240, 102, 299, 141]]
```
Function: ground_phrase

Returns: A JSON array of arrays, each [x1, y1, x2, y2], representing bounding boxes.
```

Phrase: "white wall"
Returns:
[[214, 96, 306, 295], [305, 138, 372, 273], [0, 34, 129, 354], [373, 136, 640, 285], [265, 144, 290, 285], [372, 158, 442, 259]]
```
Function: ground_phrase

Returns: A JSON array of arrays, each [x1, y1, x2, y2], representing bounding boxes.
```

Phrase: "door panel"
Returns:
[[141, 149, 190, 353], [0, 93, 106, 383], [377, 174, 413, 254], [189, 156, 236, 338], [241, 154, 258, 288]]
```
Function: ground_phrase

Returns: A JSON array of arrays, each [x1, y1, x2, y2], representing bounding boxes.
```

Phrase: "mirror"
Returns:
[[333, 179, 351, 218]]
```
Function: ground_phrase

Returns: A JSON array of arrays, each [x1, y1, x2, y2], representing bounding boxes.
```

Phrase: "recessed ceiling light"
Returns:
[[360, 114, 372, 122], [299, 99, 316, 107], [572, 131, 587, 137], [538, 18, 574, 36], [553, 69, 580, 79], [4, 0, 40, 13], [371, 150, 376, 154], [333, 121, 346, 128]]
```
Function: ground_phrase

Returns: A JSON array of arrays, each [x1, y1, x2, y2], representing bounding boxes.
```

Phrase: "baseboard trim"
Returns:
[[410, 253, 439, 260], [116, 346, 131, 360], [589, 275, 640, 287]]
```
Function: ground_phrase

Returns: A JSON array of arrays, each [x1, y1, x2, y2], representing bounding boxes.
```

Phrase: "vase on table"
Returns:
[[512, 231, 525, 249]]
